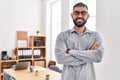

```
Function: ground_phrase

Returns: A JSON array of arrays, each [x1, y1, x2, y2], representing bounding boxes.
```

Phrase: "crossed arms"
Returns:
[[55, 32, 104, 66]]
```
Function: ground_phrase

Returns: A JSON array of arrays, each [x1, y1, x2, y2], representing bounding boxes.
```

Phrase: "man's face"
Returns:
[[71, 7, 89, 27]]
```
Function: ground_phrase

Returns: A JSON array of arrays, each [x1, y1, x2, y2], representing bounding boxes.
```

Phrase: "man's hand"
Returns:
[[89, 43, 99, 50], [66, 49, 70, 54]]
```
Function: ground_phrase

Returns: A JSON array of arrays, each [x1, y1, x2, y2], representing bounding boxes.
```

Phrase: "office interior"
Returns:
[[0, 0, 120, 80]]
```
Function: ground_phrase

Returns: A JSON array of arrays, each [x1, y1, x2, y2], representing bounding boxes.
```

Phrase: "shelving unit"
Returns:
[[29, 36, 46, 67], [15, 35, 46, 67], [0, 31, 46, 80]]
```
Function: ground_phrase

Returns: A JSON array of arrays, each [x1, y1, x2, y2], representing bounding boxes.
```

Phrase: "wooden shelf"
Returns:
[[15, 36, 46, 67], [33, 46, 46, 48], [18, 58, 32, 61], [0, 60, 17, 63], [34, 57, 46, 60], [0, 35, 46, 80]]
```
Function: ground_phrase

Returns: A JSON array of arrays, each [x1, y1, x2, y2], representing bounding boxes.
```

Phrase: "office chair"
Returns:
[[48, 60, 62, 73], [4, 65, 16, 80]]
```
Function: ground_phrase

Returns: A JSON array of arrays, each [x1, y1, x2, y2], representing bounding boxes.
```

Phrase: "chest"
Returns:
[[66, 33, 94, 50]]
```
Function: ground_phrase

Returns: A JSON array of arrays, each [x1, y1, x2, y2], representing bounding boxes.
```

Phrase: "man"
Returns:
[[55, 2, 104, 80]]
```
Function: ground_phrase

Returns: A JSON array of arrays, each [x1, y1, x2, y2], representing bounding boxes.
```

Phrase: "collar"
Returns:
[[70, 27, 92, 34]]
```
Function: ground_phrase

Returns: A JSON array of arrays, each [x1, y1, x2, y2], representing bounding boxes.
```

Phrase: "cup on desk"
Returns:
[[46, 74, 50, 80], [28, 66, 33, 72]]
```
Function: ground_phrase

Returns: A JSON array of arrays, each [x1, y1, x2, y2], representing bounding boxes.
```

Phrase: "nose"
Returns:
[[78, 13, 82, 17]]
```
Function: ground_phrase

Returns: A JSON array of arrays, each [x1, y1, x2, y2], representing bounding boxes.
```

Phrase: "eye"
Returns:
[[81, 11, 88, 15], [73, 11, 80, 15], [73, 11, 88, 16]]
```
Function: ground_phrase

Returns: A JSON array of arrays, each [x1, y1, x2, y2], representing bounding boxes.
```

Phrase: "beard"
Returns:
[[73, 18, 87, 27]]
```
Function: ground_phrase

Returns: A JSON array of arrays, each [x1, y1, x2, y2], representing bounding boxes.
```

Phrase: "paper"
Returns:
[[18, 40, 27, 47], [34, 67, 46, 71]]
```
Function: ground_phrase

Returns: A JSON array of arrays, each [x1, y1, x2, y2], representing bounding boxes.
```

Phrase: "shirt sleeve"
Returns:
[[69, 32, 105, 63], [55, 32, 87, 66]]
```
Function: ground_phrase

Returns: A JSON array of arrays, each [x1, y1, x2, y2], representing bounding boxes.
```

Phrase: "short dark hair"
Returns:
[[73, 2, 88, 10]]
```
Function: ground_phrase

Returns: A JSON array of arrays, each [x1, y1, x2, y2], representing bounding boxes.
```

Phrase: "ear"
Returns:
[[71, 13, 74, 18], [87, 14, 90, 19]]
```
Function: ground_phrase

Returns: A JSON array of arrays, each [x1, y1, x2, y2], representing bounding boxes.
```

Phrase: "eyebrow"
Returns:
[[73, 10, 88, 12], [73, 11, 88, 13]]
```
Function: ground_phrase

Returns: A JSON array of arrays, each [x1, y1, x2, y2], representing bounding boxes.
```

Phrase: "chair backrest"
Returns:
[[4, 72, 15, 80], [49, 65, 62, 73], [48, 60, 56, 67]]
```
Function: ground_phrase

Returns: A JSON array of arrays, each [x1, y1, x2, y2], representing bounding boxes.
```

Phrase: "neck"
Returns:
[[74, 26, 86, 34]]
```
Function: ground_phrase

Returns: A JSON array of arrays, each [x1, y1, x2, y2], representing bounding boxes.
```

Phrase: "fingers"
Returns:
[[90, 43, 99, 50], [66, 49, 70, 54]]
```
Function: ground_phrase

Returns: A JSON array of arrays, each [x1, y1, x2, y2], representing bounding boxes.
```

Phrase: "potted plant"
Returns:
[[35, 70, 39, 76], [36, 31, 40, 35], [46, 74, 50, 80]]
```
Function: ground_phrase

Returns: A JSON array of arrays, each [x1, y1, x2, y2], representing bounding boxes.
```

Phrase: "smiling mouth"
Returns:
[[76, 18, 84, 22], [77, 19, 83, 22]]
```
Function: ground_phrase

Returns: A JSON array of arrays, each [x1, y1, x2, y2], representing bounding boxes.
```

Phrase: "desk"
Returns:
[[3, 67, 61, 80]]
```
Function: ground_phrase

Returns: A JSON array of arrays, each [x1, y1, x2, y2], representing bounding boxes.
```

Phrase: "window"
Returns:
[[51, 0, 61, 60], [46, 0, 61, 61]]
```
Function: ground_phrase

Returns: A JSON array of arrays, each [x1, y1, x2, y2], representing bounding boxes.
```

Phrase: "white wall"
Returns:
[[0, 0, 43, 58], [96, 0, 120, 80]]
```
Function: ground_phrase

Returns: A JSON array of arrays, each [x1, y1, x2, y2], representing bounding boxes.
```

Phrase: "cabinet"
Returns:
[[0, 60, 17, 80], [0, 34, 46, 80], [16, 35, 46, 67], [29, 36, 46, 67]]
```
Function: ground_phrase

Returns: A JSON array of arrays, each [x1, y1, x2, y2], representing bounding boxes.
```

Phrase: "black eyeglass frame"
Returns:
[[73, 11, 88, 16]]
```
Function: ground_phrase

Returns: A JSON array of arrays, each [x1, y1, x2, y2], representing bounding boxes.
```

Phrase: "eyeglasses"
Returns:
[[73, 11, 88, 16]]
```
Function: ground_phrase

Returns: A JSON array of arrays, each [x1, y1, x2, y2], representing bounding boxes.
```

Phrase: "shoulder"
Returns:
[[90, 31, 103, 43], [85, 28, 99, 36], [57, 29, 71, 39], [92, 31, 101, 37], [58, 29, 71, 35], [85, 28, 102, 40], [88, 30, 100, 37]]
